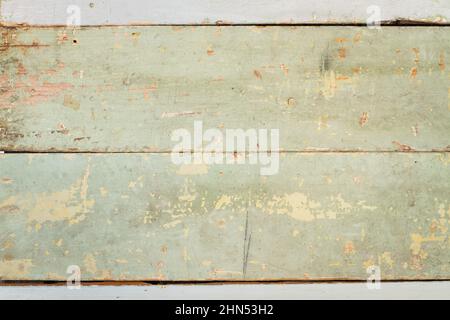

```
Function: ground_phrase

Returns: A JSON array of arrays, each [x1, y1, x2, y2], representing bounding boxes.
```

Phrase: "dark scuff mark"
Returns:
[[320, 46, 333, 74], [73, 137, 91, 142], [0, 118, 24, 147], [383, 18, 445, 26], [0, 43, 49, 51]]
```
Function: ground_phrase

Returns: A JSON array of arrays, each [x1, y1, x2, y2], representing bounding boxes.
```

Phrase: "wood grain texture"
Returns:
[[1, 24, 450, 282], [1, 0, 449, 25], [1, 26, 450, 152], [0, 153, 449, 281]]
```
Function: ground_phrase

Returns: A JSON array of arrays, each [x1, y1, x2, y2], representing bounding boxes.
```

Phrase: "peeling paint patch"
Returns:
[[259, 191, 376, 222], [84, 253, 97, 274], [331, 194, 352, 211], [410, 233, 445, 257], [0, 259, 33, 279], [176, 164, 208, 175], [215, 195, 232, 210], [0, 196, 19, 214], [9, 164, 95, 224], [265, 192, 320, 221], [63, 94, 80, 110], [381, 252, 394, 269], [23, 82, 73, 106], [392, 141, 415, 152]]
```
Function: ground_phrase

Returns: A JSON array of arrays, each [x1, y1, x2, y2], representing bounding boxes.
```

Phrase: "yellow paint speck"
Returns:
[[176, 164, 208, 176], [163, 220, 182, 229], [0, 259, 33, 279], [54, 239, 63, 247], [215, 195, 232, 210], [381, 252, 394, 269], [83, 253, 97, 274]]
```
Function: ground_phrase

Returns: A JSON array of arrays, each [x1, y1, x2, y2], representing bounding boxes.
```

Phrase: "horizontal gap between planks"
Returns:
[[1, 20, 450, 28], [1, 279, 450, 286]]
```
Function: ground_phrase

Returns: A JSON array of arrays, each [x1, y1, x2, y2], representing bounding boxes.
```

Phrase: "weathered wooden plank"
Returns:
[[1, 26, 450, 152], [1, 0, 449, 25], [0, 153, 449, 281]]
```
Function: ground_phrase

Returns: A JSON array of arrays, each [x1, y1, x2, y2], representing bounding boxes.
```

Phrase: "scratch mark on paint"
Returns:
[[10, 162, 96, 224], [439, 52, 445, 71], [161, 111, 201, 118], [63, 94, 80, 110]]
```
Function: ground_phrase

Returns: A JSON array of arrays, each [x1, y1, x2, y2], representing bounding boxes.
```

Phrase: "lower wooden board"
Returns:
[[1, 153, 449, 281], [1, 26, 450, 152]]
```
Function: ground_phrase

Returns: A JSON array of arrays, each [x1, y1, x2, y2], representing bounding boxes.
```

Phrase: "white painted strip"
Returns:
[[1, 0, 449, 25], [1, 282, 450, 300]]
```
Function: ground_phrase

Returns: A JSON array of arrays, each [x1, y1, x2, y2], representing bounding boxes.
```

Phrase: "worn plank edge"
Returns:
[[2, 279, 450, 286], [2, 21, 450, 27]]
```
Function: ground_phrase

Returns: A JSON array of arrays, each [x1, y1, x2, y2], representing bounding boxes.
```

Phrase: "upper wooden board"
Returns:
[[1, 0, 450, 25], [1, 26, 450, 152]]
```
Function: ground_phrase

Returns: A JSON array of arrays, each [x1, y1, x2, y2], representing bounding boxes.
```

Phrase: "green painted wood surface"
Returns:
[[0, 153, 449, 281], [1, 26, 450, 152], [1, 26, 450, 282]]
